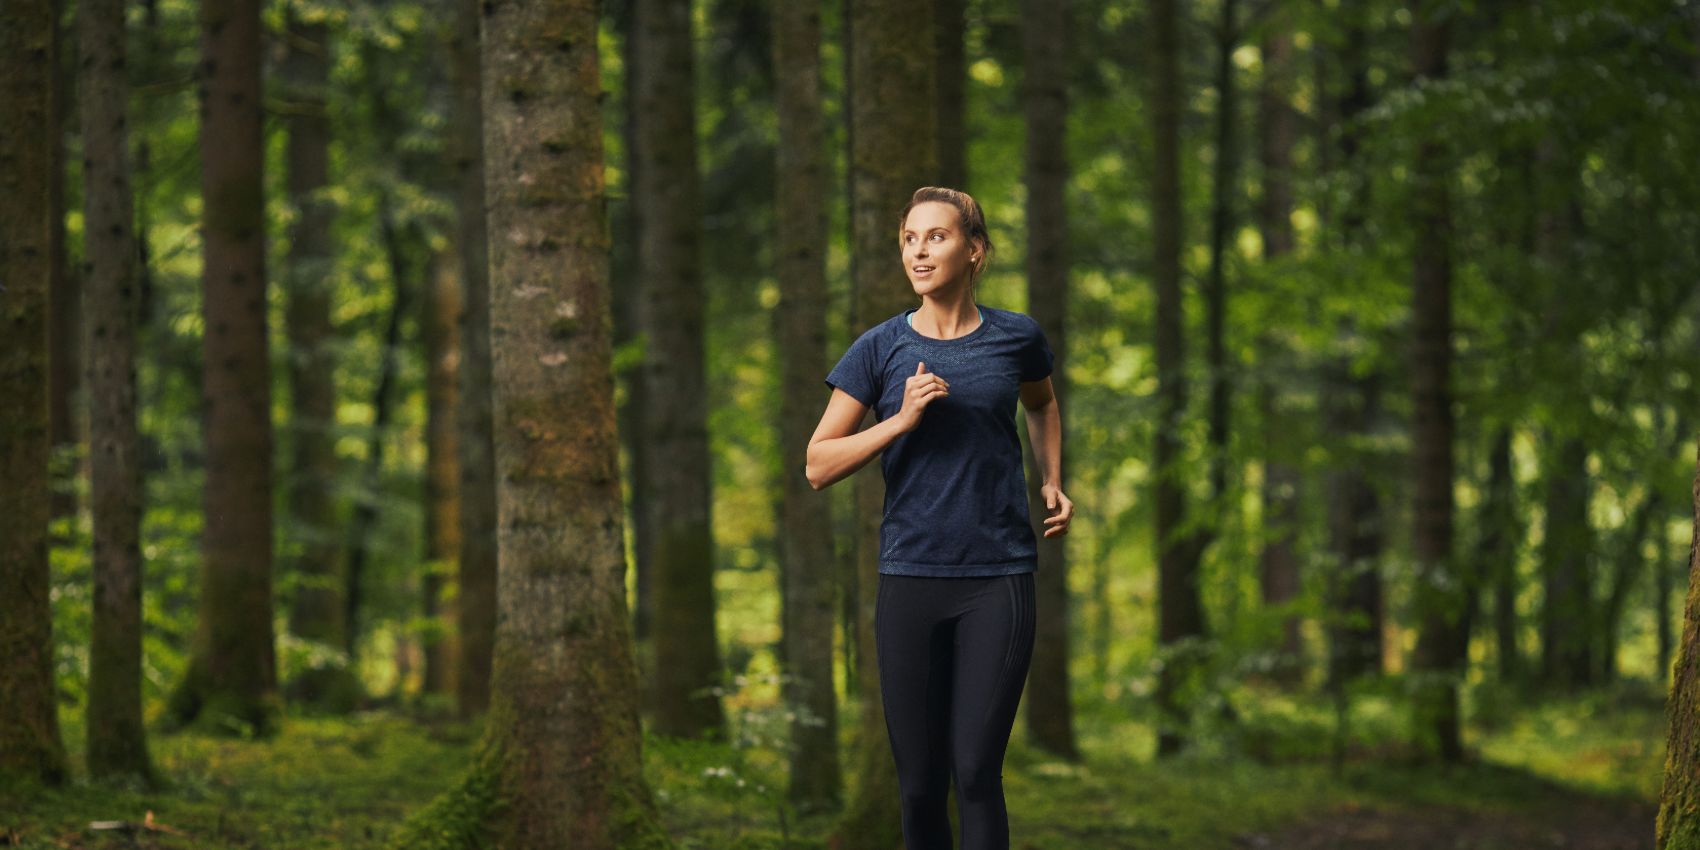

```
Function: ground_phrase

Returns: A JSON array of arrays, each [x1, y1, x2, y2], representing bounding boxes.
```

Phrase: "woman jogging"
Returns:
[[805, 186, 1073, 850]]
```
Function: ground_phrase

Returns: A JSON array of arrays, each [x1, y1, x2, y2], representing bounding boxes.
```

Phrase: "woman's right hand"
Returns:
[[895, 361, 949, 433]]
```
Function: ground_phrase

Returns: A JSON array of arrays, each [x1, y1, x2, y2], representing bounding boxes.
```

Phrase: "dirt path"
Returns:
[[1236, 796, 1657, 850]]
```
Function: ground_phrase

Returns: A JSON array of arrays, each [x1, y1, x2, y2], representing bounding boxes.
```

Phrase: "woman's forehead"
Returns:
[[903, 202, 957, 232]]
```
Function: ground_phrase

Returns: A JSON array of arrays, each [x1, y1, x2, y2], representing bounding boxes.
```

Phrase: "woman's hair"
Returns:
[[897, 186, 995, 288]]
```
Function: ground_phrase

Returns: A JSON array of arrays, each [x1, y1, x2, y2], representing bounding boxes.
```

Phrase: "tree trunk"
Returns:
[[632, 0, 726, 742], [1540, 434, 1594, 688], [447, 0, 496, 719], [1486, 428, 1522, 681], [1021, 0, 1078, 762], [774, 0, 842, 813], [934, 0, 966, 190], [395, 0, 673, 841], [1655, 435, 1700, 848], [424, 251, 461, 695], [81, 0, 154, 782], [1151, 0, 1206, 758], [0, 0, 69, 783], [170, 0, 278, 734], [281, 8, 343, 649], [833, 0, 936, 842], [50, 0, 82, 528], [1254, 2, 1303, 685], [1203, 0, 1237, 547], [1406, 0, 1462, 762]]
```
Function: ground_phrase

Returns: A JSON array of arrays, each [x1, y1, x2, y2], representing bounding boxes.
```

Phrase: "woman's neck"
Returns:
[[913, 294, 981, 339]]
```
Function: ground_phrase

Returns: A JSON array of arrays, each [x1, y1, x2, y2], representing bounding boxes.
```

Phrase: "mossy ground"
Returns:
[[0, 681, 1667, 849]]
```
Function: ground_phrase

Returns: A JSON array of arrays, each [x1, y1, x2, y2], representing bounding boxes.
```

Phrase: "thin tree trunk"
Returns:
[[1151, 0, 1206, 758], [934, 0, 966, 190], [1655, 434, 1700, 848], [1540, 434, 1594, 688], [170, 0, 278, 734], [633, 0, 726, 741], [0, 0, 69, 782], [281, 8, 343, 648], [447, 0, 495, 718], [1203, 0, 1237, 544], [834, 0, 936, 842], [50, 0, 82, 528], [81, 0, 154, 782], [1486, 428, 1522, 681], [393, 0, 673, 839], [774, 0, 842, 812], [1021, 0, 1078, 762], [1255, 2, 1302, 684], [423, 251, 461, 694], [1406, 0, 1462, 762]]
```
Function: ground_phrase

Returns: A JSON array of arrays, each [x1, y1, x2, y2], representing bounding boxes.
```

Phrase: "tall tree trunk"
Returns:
[[934, 0, 966, 190], [281, 7, 343, 649], [1540, 434, 1594, 688], [1203, 0, 1237, 550], [0, 0, 69, 783], [1407, 0, 1462, 762], [423, 252, 461, 694], [1151, 0, 1206, 758], [1601, 491, 1655, 682], [448, 0, 496, 718], [611, 0, 657, 653], [774, 0, 842, 813], [344, 197, 412, 658], [50, 0, 81, 528], [1323, 13, 1384, 686], [170, 0, 278, 734], [1486, 428, 1522, 681], [1021, 0, 1078, 762], [395, 0, 672, 840], [632, 0, 726, 741], [833, 0, 936, 842], [1255, 2, 1302, 684], [1655, 435, 1700, 848], [81, 0, 154, 782]]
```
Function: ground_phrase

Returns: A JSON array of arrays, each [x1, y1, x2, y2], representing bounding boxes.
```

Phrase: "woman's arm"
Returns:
[[806, 389, 908, 490], [1020, 377, 1073, 537]]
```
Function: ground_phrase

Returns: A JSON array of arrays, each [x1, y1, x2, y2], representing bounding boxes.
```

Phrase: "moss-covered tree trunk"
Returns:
[[447, 0, 495, 719], [1254, 2, 1304, 685], [80, 0, 154, 782], [396, 0, 674, 841], [0, 0, 68, 784], [172, 0, 278, 734], [1151, 0, 1206, 759], [1658, 435, 1700, 849], [833, 0, 935, 844], [1021, 0, 1078, 762], [281, 6, 343, 650], [774, 0, 842, 814], [632, 0, 726, 741]]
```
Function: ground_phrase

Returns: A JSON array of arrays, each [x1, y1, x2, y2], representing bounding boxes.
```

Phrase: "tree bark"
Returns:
[[0, 0, 69, 783], [774, 0, 843, 813], [1655, 435, 1700, 848], [80, 0, 155, 781], [1021, 0, 1078, 762], [448, 0, 496, 718], [394, 0, 673, 841], [1407, 0, 1462, 762], [934, 0, 966, 190], [1151, 0, 1206, 759], [833, 0, 936, 842], [281, 7, 343, 649], [170, 0, 278, 734]]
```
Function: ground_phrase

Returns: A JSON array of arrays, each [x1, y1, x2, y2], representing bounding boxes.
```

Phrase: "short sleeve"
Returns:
[[1019, 316, 1054, 382], [825, 330, 881, 407]]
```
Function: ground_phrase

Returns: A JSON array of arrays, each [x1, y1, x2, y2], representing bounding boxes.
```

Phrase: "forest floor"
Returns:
[[0, 681, 1667, 849]]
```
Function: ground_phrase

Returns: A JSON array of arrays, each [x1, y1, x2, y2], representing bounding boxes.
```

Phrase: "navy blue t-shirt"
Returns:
[[824, 305, 1055, 577]]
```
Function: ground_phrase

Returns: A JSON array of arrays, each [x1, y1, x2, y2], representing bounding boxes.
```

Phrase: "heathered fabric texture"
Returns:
[[825, 305, 1054, 577]]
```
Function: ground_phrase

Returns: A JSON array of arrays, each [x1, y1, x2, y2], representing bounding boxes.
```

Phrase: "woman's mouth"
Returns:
[[912, 265, 935, 276]]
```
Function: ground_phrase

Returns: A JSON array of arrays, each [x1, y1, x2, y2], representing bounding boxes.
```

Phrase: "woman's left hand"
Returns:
[[1039, 484, 1073, 538]]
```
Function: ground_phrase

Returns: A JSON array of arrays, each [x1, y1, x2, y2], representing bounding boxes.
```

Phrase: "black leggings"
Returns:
[[875, 571, 1036, 850]]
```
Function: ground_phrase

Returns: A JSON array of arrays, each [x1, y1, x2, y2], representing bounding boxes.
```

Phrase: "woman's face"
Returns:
[[901, 201, 978, 298]]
